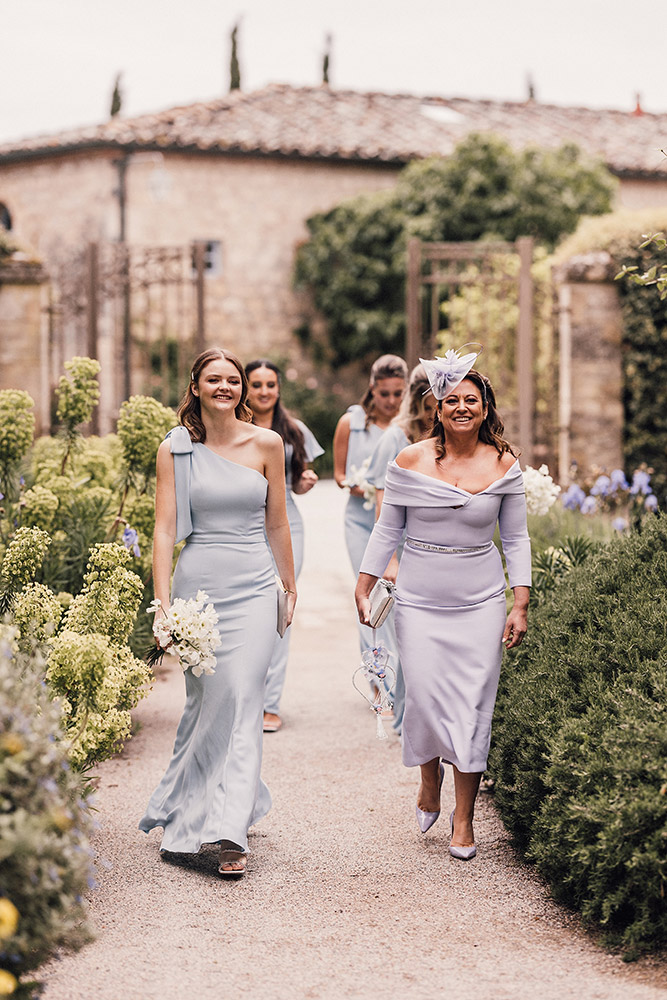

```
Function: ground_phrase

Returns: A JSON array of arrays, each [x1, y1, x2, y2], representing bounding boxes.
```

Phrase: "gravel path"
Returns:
[[42, 480, 666, 1000]]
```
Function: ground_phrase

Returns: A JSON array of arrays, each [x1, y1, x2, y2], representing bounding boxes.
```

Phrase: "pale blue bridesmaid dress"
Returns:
[[139, 426, 276, 854], [360, 459, 531, 772], [343, 404, 394, 658], [364, 422, 411, 733], [264, 420, 323, 715]]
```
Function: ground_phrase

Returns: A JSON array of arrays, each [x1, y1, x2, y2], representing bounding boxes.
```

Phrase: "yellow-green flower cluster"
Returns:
[[12, 582, 63, 650], [0, 527, 50, 595], [20, 484, 59, 533], [0, 640, 94, 991], [55, 357, 101, 432], [0, 390, 35, 469], [117, 394, 175, 482], [47, 631, 151, 768], [64, 543, 143, 646]]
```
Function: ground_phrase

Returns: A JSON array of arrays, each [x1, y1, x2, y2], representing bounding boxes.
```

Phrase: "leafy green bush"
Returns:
[[294, 134, 615, 365], [489, 512, 667, 955], [0, 632, 95, 997]]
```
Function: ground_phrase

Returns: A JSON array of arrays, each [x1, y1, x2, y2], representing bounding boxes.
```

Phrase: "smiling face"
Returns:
[[438, 378, 488, 438], [246, 365, 280, 418], [370, 376, 406, 421], [193, 357, 244, 417], [417, 391, 437, 435]]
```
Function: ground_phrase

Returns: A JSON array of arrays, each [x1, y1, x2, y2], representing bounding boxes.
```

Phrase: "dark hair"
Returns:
[[178, 347, 252, 442], [360, 354, 408, 426], [394, 363, 432, 443], [430, 369, 517, 461], [244, 359, 308, 484]]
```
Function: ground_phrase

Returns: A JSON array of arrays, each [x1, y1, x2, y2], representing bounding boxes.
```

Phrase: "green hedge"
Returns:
[[489, 512, 667, 957]]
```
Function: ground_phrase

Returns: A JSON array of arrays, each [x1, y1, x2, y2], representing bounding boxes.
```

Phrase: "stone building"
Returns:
[[1, 83, 667, 442]]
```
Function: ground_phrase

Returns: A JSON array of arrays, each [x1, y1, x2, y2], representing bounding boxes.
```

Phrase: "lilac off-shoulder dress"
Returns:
[[360, 459, 531, 773]]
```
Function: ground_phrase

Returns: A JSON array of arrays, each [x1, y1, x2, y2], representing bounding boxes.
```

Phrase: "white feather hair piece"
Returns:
[[419, 343, 483, 400]]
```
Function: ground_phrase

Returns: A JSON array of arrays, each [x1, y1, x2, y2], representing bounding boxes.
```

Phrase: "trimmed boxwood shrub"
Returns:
[[489, 512, 667, 956]]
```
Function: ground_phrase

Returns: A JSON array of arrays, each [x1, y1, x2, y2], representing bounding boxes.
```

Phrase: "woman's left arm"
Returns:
[[498, 490, 532, 649], [264, 433, 297, 624]]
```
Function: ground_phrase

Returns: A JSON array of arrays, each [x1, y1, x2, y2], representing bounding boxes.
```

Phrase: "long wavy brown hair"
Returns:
[[245, 359, 308, 484], [394, 363, 432, 443], [178, 348, 252, 442], [430, 369, 517, 461]]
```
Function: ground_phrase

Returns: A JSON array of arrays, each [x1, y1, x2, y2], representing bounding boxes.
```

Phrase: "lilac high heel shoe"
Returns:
[[448, 810, 477, 860], [416, 761, 445, 833]]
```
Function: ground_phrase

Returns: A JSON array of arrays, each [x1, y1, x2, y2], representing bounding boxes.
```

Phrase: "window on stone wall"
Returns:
[[0, 203, 12, 231], [191, 240, 222, 278]]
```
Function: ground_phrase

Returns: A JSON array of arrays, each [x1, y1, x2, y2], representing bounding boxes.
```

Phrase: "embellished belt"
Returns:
[[406, 538, 493, 554]]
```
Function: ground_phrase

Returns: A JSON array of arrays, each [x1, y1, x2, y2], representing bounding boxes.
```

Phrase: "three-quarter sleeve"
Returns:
[[359, 501, 407, 578], [498, 491, 532, 588]]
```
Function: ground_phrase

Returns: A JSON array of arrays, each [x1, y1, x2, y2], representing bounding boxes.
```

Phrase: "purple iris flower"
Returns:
[[609, 469, 629, 492], [590, 475, 611, 496], [562, 484, 586, 510], [580, 496, 598, 515], [630, 470, 652, 495], [122, 526, 141, 558], [645, 494, 658, 511], [612, 517, 628, 532]]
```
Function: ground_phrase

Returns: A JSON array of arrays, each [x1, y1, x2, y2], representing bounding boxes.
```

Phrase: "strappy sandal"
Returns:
[[218, 850, 248, 878]]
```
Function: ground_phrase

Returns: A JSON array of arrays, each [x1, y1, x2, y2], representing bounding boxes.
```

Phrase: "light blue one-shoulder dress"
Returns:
[[343, 404, 395, 658], [264, 420, 323, 716], [360, 459, 531, 772], [139, 427, 276, 854]]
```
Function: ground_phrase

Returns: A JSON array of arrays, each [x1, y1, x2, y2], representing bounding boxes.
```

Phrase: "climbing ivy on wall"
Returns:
[[614, 237, 667, 503]]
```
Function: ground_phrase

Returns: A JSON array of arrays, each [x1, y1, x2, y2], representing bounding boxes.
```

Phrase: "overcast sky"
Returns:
[[2, 0, 666, 143]]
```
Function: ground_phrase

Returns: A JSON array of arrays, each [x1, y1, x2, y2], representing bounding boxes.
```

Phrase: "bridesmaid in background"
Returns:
[[245, 360, 324, 734], [140, 348, 296, 877], [333, 354, 407, 656], [364, 363, 437, 732]]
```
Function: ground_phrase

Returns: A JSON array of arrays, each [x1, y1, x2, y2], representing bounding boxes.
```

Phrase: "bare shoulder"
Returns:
[[396, 440, 432, 469], [335, 411, 352, 433], [250, 424, 283, 455], [497, 448, 518, 473]]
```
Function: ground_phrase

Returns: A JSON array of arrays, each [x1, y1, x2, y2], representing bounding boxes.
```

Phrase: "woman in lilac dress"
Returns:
[[355, 348, 530, 860]]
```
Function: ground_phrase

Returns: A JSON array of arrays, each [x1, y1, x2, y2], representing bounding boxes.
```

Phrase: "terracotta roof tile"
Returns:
[[0, 82, 665, 177]]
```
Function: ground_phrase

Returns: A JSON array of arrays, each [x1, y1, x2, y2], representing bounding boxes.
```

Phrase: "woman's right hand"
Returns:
[[354, 573, 376, 626]]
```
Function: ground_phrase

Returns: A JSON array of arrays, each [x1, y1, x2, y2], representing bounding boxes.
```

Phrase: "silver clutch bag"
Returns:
[[369, 578, 395, 629], [276, 576, 289, 638]]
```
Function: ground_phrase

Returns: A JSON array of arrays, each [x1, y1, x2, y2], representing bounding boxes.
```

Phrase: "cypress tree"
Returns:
[[230, 24, 241, 91], [110, 74, 122, 118]]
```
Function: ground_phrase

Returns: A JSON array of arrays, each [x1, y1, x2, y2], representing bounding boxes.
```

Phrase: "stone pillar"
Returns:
[[0, 256, 50, 434], [553, 252, 623, 483]]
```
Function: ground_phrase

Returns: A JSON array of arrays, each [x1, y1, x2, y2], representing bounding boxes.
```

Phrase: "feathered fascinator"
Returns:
[[419, 343, 483, 400]]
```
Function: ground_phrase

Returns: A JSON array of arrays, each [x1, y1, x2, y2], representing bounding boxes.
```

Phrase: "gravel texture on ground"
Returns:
[[41, 480, 666, 1000]]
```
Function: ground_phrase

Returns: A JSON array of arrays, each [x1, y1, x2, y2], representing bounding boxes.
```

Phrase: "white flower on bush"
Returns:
[[342, 457, 376, 510], [522, 464, 561, 516], [147, 590, 221, 677]]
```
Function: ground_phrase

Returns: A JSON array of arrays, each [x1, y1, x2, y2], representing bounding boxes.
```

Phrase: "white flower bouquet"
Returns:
[[342, 457, 376, 510], [522, 464, 561, 516], [146, 590, 221, 677]]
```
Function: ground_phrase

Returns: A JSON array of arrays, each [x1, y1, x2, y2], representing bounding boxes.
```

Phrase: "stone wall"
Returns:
[[0, 257, 50, 433], [0, 150, 400, 363], [554, 252, 623, 481]]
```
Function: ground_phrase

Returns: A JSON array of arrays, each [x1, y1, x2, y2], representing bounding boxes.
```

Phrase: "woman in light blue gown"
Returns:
[[245, 360, 324, 733], [139, 348, 296, 878], [364, 363, 437, 733], [356, 353, 530, 860], [333, 355, 407, 659]]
